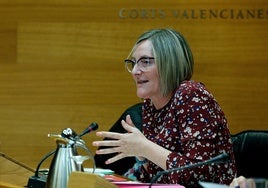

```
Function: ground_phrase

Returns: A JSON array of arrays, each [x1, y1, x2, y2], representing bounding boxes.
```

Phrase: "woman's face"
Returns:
[[131, 40, 161, 100]]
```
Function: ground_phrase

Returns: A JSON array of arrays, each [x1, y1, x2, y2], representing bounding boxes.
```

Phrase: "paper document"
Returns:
[[199, 181, 230, 188]]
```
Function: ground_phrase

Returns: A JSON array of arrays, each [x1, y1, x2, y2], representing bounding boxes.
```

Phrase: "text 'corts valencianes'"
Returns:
[[118, 8, 268, 20]]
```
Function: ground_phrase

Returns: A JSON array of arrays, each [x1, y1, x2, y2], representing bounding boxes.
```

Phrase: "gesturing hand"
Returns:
[[92, 115, 147, 164]]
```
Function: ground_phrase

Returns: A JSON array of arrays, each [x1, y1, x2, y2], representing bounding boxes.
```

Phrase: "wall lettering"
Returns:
[[119, 8, 268, 20]]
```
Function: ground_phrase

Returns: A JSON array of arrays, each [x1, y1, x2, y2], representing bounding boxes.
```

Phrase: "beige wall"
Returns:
[[0, 0, 267, 171]]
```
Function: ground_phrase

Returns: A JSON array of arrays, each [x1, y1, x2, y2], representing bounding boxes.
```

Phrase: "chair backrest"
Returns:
[[231, 130, 268, 179]]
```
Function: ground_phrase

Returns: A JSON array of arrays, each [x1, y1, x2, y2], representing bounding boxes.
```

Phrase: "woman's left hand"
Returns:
[[92, 115, 148, 164], [229, 176, 256, 188]]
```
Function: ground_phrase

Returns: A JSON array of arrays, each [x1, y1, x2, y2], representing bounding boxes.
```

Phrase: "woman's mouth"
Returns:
[[137, 80, 148, 84]]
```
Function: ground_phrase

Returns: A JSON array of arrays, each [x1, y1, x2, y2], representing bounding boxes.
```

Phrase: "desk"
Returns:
[[0, 153, 33, 187], [5, 153, 265, 188]]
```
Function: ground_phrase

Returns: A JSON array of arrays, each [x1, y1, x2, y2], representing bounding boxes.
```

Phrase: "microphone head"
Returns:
[[78, 122, 99, 137], [90, 122, 98, 131]]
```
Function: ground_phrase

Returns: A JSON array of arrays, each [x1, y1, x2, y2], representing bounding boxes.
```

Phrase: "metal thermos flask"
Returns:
[[45, 128, 94, 188]]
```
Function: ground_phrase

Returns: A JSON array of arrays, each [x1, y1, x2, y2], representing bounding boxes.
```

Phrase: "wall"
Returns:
[[0, 0, 267, 170]]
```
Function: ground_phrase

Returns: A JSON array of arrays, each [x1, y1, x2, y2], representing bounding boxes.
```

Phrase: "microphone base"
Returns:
[[27, 175, 47, 188]]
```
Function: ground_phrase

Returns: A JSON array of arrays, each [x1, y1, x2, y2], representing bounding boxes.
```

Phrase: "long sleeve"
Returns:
[[138, 81, 236, 188]]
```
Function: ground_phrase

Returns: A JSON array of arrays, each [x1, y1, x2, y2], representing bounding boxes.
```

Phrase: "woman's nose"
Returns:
[[131, 64, 142, 74]]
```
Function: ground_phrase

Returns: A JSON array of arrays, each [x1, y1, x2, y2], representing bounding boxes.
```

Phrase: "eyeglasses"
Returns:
[[124, 57, 155, 72]]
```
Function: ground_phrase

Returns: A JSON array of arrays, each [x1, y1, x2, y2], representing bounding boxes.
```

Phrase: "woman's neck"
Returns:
[[151, 92, 173, 110]]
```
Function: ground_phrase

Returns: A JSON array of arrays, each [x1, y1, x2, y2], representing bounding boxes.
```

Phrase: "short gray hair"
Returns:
[[129, 28, 194, 96]]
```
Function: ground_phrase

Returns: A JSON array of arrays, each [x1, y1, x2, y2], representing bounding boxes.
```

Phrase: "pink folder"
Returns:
[[104, 174, 185, 188], [113, 181, 185, 188]]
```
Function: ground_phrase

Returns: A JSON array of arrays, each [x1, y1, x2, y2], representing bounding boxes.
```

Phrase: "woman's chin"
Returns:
[[136, 91, 149, 99]]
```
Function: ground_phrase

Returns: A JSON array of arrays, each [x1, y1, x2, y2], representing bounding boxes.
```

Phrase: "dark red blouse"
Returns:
[[139, 80, 237, 187]]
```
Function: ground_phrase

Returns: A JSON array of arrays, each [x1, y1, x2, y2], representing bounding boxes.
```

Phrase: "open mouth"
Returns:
[[137, 80, 148, 84]]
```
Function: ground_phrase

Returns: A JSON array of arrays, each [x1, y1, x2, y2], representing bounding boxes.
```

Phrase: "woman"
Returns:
[[93, 28, 237, 188]]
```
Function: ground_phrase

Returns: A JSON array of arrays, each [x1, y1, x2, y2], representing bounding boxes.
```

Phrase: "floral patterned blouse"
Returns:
[[137, 80, 237, 187]]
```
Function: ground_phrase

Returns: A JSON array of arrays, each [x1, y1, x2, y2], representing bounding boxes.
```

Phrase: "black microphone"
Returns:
[[78, 122, 99, 138], [149, 153, 230, 187]]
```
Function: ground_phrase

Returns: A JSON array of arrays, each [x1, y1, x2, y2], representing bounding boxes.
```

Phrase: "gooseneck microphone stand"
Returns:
[[149, 153, 230, 188]]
